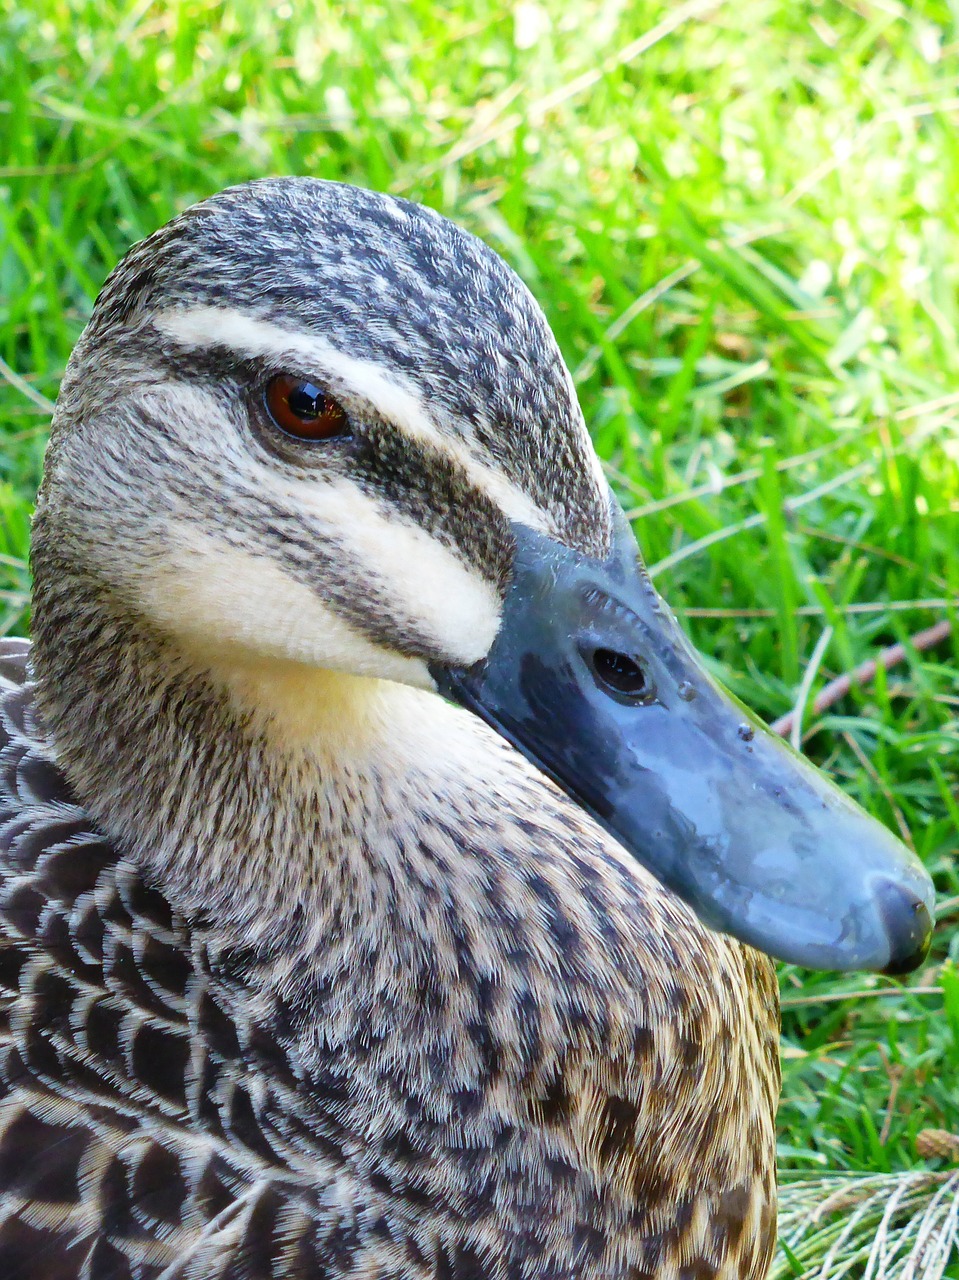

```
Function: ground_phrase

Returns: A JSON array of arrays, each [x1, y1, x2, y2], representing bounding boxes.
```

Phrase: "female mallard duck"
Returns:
[[0, 178, 933, 1280]]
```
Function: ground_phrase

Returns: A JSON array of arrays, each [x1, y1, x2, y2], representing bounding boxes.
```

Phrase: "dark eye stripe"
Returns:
[[347, 426, 513, 597], [145, 342, 513, 590]]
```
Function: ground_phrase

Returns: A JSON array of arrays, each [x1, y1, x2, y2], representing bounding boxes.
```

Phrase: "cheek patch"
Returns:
[[134, 528, 435, 686], [278, 474, 502, 666], [133, 492, 502, 681], [130, 382, 504, 671]]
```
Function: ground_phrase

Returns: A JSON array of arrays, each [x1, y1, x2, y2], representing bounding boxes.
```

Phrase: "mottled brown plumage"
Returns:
[[0, 179, 781, 1280]]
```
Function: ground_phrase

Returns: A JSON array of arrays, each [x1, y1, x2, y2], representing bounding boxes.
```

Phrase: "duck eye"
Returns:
[[264, 374, 349, 441]]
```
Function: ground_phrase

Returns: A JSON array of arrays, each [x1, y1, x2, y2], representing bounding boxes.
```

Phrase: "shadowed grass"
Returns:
[[1, 0, 958, 1273]]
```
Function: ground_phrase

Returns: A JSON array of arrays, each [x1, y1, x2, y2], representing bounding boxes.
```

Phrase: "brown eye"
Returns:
[[264, 374, 348, 440]]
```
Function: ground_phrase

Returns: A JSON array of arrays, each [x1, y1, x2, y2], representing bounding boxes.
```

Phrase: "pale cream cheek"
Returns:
[[131, 512, 503, 710], [275, 473, 502, 665], [134, 530, 437, 688], [131, 385, 504, 672], [129, 529, 510, 770]]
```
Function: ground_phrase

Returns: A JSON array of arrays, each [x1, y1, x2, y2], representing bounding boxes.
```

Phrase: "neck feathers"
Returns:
[[29, 540, 780, 1244]]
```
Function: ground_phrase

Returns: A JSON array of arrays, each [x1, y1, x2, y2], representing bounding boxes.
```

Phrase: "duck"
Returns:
[[0, 177, 935, 1280]]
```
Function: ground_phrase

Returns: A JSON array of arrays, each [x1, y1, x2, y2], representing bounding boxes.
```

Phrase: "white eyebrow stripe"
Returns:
[[153, 305, 552, 533]]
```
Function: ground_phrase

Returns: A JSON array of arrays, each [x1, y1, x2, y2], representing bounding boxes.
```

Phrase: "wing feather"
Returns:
[[0, 640, 338, 1280]]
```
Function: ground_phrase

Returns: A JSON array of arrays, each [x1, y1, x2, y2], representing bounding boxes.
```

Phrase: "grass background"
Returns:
[[1, 0, 958, 1273]]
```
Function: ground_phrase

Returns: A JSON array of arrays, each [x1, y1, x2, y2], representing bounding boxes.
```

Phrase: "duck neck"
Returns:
[[31, 556, 497, 953], [33, 553, 701, 1075], [30, 554, 781, 1261]]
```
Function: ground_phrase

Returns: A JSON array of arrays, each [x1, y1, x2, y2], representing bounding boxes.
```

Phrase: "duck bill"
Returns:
[[432, 504, 934, 973]]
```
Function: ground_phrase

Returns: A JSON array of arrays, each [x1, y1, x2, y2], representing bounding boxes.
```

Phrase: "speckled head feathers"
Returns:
[[39, 178, 611, 680], [85, 177, 609, 551]]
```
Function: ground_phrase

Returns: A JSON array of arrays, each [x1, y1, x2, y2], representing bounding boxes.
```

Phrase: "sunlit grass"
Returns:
[[1, 0, 958, 1273]]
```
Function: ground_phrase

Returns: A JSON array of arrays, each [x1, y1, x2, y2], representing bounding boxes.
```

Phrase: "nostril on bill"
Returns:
[[589, 648, 651, 701], [875, 878, 934, 975]]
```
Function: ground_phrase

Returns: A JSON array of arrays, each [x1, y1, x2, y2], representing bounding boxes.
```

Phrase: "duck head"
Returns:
[[39, 177, 934, 973]]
